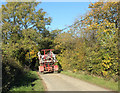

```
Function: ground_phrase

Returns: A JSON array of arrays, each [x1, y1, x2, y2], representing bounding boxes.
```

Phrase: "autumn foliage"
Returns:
[[54, 1, 119, 81], [2, 2, 52, 92], [1, 1, 119, 92]]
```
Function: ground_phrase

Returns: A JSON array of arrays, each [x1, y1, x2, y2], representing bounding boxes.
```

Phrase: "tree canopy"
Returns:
[[2, 2, 53, 92], [54, 1, 119, 81], [1, 1, 119, 92]]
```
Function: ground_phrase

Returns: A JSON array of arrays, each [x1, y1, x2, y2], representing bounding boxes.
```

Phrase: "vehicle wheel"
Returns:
[[39, 71, 41, 74], [39, 71, 44, 74], [54, 70, 58, 73]]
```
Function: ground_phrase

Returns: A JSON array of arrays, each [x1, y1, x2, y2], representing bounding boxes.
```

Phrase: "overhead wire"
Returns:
[[60, 17, 87, 31]]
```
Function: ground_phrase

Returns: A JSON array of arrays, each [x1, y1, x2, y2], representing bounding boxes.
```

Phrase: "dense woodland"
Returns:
[[1, 1, 119, 92]]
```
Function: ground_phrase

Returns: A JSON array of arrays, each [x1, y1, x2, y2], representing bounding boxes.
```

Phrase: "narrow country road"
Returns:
[[39, 73, 113, 91]]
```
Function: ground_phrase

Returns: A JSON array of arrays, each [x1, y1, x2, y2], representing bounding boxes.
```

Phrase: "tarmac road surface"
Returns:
[[39, 73, 114, 92]]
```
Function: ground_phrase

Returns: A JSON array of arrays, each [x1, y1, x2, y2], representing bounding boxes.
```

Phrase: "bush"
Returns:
[[2, 56, 24, 92]]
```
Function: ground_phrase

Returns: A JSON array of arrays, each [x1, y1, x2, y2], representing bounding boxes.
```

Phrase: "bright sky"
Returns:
[[38, 2, 91, 31], [1, 2, 91, 31]]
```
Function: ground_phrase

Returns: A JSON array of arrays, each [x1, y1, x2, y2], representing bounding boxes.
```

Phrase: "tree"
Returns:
[[55, 1, 119, 80], [2, 2, 53, 91], [2, 2, 52, 66]]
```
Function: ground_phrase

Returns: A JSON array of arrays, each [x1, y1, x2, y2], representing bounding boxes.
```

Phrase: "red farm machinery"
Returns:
[[38, 49, 58, 74]]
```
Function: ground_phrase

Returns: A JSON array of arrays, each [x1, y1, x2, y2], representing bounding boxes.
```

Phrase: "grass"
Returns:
[[61, 71, 118, 91], [10, 71, 44, 91]]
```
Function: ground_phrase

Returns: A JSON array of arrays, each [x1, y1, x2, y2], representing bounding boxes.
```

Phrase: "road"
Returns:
[[39, 73, 113, 91]]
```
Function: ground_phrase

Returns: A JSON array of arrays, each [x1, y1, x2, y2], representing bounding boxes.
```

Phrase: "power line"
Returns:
[[61, 17, 87, 31]]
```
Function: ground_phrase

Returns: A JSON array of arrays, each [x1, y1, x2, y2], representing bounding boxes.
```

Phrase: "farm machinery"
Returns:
[[38, 49, 58, 74]]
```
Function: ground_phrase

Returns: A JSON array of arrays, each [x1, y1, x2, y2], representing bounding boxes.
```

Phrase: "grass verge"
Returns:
[[61, 71, 118, 91], [10, 71, 44, 91]]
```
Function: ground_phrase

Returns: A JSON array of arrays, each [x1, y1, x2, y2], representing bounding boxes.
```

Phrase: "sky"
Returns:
[[1, 1, 91, 31], [38, 2, 91, 31]]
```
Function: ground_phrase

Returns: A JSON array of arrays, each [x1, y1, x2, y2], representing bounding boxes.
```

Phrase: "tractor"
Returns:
[[38, 49, 58, 74]]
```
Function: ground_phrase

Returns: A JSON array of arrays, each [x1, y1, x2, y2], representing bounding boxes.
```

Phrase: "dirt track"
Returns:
[[39, 73, 113, 91]]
